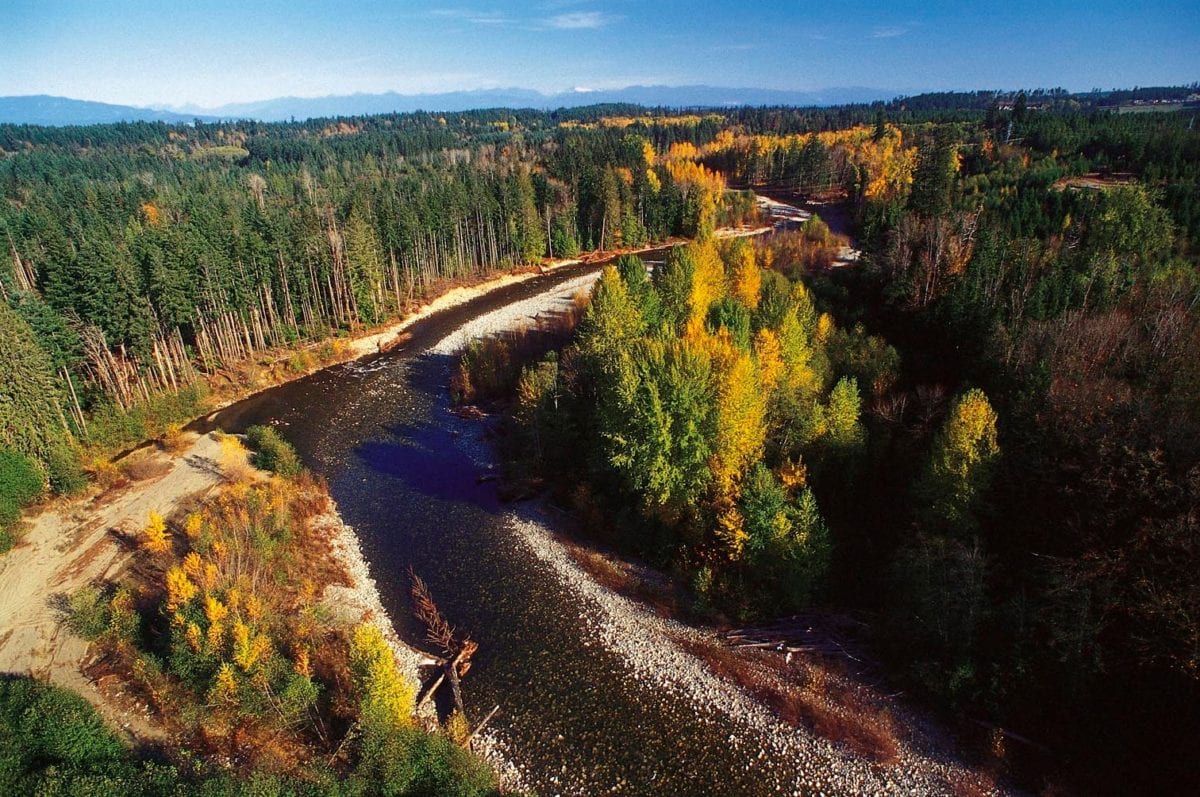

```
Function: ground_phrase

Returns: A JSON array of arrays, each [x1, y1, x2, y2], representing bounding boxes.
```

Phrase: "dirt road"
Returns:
[[0, 432, 230, 739]]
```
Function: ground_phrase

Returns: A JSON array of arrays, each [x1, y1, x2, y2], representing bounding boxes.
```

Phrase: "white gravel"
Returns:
[[505, 509, 1003, 796], [429, 270, 605, 356]]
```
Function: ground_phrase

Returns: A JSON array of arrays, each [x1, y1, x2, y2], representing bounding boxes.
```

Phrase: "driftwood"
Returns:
[[410, 570, 485, 736], [722, 611, 877, 668], [466, 704, 501, 746]]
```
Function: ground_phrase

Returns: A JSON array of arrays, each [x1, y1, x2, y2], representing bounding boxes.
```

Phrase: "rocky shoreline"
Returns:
[[504, 508, 1002, 796], [315, 502, 438, 723]]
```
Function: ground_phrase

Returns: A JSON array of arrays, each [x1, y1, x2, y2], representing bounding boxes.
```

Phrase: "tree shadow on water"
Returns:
[[355, 420, 501, 514]]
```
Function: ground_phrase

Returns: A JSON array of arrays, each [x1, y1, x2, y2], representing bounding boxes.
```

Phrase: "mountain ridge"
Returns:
[[0, 85, 901, 126]]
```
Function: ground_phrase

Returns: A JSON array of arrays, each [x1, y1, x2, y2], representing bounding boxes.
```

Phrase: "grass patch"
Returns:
[[83, 384, 209, 460], [0, 448, 43, 553]]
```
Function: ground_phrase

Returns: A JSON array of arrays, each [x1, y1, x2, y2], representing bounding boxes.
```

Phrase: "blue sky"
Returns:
[[2, 1, 1197, 107]]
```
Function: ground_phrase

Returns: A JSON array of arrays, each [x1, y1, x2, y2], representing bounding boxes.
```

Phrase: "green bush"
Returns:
[[46, 441, 87, 495], [244, 425, 303, 477], [84, 384, 208, 457], [65, 587, 111, 640], [452, 337, 518, 404], [0, 447, 43, 546], [352, 725, 501, 797], [0, 676, 138, 792]]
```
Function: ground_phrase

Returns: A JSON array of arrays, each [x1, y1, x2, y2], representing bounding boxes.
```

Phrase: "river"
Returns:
[[200, 245, 972, 795]]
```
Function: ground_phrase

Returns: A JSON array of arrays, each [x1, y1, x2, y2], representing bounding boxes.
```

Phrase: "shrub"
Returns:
[[0, 448, 43, 546], [45, 442, 87, 495], [0, 675, 123, 781], [244, 425, 303, 477], [89, 458, 125, 491], [0, 675, 187, 794], [160, 422, 188, 453], [83, 384, 208, 458], [287, 351, 317, 374], [454, 337, 517, 404], [353, 725, 501, 797], [65, 586, 110, 640]]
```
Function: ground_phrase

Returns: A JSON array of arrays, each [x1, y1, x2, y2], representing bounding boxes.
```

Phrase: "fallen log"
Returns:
[[466, 704, 501, 747], [410, 569, 481, 724]]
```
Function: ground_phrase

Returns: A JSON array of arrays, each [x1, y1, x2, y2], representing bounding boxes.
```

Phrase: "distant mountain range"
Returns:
[[0, 95, 215, 126], [0, 85, 901, 126]]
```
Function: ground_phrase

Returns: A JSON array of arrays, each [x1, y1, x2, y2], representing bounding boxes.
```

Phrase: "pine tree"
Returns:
[[0, 301, 69, 477]]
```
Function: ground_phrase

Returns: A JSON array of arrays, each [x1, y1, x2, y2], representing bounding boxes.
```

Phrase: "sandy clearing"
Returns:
[[0, 432, 230, 739], [0, 428, 440, 740]]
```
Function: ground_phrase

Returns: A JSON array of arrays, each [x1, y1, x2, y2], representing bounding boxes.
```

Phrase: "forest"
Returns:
[[458, 96, 1200, 793], [3, 90, 1200, 793], [0, 105, 739, 548]]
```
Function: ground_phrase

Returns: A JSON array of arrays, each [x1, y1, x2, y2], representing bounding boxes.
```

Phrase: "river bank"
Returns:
[[422, 252, 1006, 795], [202, 227, 767, 420], [0, 198, 1007, 793], [0, 429, 443, 747]]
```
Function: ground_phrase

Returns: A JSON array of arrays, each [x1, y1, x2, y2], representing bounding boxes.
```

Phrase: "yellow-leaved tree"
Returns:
[[916, 388, 1000, 534], [706, 332, 768, 502], [728, 242, 761, 309], [349, 622, 415, 733], [142, 510, 171, 555], [684, 241, 726, 337]]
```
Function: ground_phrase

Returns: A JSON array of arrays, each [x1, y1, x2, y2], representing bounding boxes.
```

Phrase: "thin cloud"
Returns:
[[546, 11, 619, 30], [871, 25, 910, 38], [429, 8, 511, 26]]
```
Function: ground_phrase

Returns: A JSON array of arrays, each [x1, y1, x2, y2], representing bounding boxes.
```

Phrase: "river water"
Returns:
[[199, 250, 963, 795], [201, 256, 798, 794]]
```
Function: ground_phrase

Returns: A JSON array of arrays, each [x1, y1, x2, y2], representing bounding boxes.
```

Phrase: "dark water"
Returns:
[[197, 259, 807, 795]]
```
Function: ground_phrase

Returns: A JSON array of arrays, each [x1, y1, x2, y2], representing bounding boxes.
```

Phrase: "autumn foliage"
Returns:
[[489, 234, 896, 617]]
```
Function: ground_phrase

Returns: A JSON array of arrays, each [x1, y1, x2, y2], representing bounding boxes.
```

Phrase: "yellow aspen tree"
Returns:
[[815, 312, 835, 345], [165, 566, 197, 610], [205, 621, 225, 652], [707, 333, 768, 500], [716, 505, 749, 561], [142, 511, 170, 555], [185, 622, 203, 653], [182, 551, 203, 579], [204, 595, 228, 626], [753, 328, 784, 394], [209, 662, 239, 704], [349, 622, 415, 732], [729, 243, 761, 309], [245, 594, 263, 623], [917, 388, 1000, 534], [202, 562, 219, 591], [685, 241, 725, 337], [231, 620, 270, 672]]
